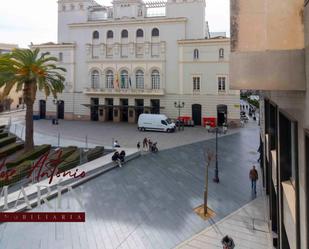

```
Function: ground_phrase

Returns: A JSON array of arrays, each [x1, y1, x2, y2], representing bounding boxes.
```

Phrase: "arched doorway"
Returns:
[[39, 100, 46, 119], [217, 104, 228, 126], [57, 100, 64, 119], [192, 104, 202, 125]]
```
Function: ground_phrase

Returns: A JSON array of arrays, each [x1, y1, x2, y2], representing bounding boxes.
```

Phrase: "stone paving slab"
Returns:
[[175, 196, 272, 249]]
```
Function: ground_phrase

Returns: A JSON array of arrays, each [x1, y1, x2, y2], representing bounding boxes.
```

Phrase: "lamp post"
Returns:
[[174, 101, 185, 131], [213, 127, 220, 183]]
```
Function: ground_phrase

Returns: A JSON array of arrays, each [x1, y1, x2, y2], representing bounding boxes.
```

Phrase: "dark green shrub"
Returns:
[[0, 125, 6, 130], [0, 143, 24, 159], [6, 144, 51, 169], [57, 150, 80, 172], [62, 146, 77, 157], [0, 132, 8, 139], [0, 136, 16, 148], [87, 146, 104, 161]]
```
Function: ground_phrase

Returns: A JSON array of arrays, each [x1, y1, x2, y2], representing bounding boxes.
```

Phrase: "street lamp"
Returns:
[[174, 101, 185, 130], [213, 127, 220, 183]]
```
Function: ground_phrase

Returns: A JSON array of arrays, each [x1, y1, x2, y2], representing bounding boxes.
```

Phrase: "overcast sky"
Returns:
[[0, 0, 229, 48]]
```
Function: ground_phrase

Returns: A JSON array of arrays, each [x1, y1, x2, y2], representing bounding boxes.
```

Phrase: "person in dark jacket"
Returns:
[[249, 165, 258, 194], [221, 235, 235, 249], [119, 150, 126, 163], [112, 151, 122, 167]]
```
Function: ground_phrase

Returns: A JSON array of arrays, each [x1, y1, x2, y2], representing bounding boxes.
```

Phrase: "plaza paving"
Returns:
[[0, 116, 271, 249], [32, 119, 241, 150]]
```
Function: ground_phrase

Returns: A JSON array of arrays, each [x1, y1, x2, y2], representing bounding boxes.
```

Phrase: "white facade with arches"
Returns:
[[32, 0, 240, 125]]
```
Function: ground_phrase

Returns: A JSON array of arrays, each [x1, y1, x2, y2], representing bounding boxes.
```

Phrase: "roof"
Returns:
[[0, 43, 18, 50], [31, 42, 76, 48], [177, 37, 230, 44]]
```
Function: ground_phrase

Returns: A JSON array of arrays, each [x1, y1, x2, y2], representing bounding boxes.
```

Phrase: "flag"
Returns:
[[115, 73, 119, 88], [129, 77, 132, 88]]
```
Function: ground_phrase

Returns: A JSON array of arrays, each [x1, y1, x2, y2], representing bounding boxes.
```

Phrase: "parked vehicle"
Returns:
[[138, 114, 176, 132]]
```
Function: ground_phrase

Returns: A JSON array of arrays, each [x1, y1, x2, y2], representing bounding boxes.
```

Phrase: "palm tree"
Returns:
[[0, 48, 66, 151]]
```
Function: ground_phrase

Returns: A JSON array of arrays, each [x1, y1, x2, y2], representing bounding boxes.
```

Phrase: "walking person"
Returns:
[[249, 165, 258, 194], [143, 137, 148, 151], [148, 138, 152, 152]]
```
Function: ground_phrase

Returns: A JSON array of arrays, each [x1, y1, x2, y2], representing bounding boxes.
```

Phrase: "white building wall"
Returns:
[[166, 0, 205, 39], [33, 0, 240, 124]]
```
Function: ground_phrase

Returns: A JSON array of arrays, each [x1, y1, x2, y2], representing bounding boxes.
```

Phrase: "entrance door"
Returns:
[[151, 99, 160, 114], [135, 99, 144, 122], [39, 100, 46, 119], [106, 98, 113, 121], [192, 104, 202, 125], [90, 98, 99, 121], [57, 100, 64, 119], [120, 99, 128, 122], [217, 104, 228, 126]]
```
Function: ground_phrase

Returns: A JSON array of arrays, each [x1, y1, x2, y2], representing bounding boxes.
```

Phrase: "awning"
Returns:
[[82, 104, 164, 109]]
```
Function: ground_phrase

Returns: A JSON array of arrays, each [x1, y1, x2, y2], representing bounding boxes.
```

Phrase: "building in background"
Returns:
[[0, 43, 24, 112], [32, 0, 240, 125], [0, 43, 18, 54], [230, 0, 309, 248]]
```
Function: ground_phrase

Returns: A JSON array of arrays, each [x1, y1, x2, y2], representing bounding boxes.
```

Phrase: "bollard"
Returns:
[[21, 126, 24, 139], [58, 133, 60, 147], [85, 135, 88, 149]]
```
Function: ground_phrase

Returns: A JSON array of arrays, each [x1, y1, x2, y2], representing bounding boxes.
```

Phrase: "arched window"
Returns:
[[135, 70, 144, 89], [136, 29, 144, 38], [91, 70, 100, 89], [219, 48, 224, 59], [151, 28, 159, 37], [106, 70, 114, 88], [107, 30, 113, 39], [121, 29, 128, 38], [120, 70, 129, 88], [193, 49, 199, 59], [151, 70, 160, 89], [93, 31, 99, 39]]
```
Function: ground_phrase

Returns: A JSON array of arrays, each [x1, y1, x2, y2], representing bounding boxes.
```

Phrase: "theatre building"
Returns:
[[33, 0, 240, 125], [230, 0, 309, 248]]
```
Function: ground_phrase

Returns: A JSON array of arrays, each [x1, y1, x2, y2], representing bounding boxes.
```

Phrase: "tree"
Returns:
[[0, 48, 66, 151], [204, 148, 214, 216]]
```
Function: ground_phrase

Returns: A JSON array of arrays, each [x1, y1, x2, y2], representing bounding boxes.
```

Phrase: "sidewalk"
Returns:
[[175, 195, 273, 249]]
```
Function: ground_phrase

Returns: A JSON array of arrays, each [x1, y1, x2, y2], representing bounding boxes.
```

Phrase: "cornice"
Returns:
[[69, 17, 187, 28], [178, 38, 230, 45]]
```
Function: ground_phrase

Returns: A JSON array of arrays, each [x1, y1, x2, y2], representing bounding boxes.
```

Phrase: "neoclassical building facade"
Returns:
[[33, 0, 240, 125]]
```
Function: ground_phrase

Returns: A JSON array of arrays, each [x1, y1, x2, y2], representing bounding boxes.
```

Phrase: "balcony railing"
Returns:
[[86, 42, 165, 60], [84, 87, 165, 96]]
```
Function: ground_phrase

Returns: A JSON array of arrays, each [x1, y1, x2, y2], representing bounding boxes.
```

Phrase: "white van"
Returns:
[[138, 114, 176, 132]]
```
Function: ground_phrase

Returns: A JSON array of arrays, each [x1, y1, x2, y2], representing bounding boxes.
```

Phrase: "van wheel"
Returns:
[[141, 127, 145, 132], [167, 129, 170, 133]]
